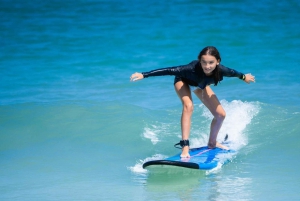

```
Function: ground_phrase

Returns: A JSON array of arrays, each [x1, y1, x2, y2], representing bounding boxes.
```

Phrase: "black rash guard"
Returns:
[[141, 60, 244, 89]]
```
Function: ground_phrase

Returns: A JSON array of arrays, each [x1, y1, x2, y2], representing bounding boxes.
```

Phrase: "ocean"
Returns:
[[1, 0, 299, 200]]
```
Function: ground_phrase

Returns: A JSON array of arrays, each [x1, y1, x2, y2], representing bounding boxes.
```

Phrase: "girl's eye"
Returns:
[[201, 60, 215, 65]]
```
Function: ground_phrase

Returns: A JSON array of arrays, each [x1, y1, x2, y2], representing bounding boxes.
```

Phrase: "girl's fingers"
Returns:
[[130, 73, 141, 81]]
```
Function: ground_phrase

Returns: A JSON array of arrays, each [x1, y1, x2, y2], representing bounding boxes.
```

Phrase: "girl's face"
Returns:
[[200, 54, 220, 75]]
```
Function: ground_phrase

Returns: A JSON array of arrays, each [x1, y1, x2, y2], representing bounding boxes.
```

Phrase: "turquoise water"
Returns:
[[1, 0, 300, 200]]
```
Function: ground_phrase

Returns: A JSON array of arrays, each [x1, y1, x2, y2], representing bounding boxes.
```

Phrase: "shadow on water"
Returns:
[[145, 167, 204, 200], [138, 166, 226, 201], [133, 160, 255, 201]]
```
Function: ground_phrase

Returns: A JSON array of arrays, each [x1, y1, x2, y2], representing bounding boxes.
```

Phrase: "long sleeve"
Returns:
[[219, 65, 244, 79], [141, 61, 198, 78], [140, 61, 245, 88]]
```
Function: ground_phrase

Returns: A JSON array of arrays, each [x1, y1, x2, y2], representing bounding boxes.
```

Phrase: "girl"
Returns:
[[130, 46, 255, 158]]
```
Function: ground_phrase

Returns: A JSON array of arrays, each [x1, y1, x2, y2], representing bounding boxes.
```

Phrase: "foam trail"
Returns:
[[143, 127, 160, 145], [142, 123, 171, 145]]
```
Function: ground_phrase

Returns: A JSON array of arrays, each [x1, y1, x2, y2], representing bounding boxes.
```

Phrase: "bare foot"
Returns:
[[208, 142, 229, 150], [216, 142, 229, 150], [180, 146, 190, 158]]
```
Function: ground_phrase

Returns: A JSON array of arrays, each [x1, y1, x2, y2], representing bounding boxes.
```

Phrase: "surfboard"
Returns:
[[143, 146, 235, 170]]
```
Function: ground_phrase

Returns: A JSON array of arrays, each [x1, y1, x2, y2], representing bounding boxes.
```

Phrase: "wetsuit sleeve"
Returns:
[[219, 64, 244, 79], [141, 61, 196, 78]]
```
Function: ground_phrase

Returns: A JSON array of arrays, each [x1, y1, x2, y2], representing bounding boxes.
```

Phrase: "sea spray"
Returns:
[[196, 100, 260, 150], [130, 100, 260, 174]]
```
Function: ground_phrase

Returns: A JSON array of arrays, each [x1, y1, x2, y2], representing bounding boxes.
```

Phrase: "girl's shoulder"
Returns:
[[218, 64, 227, 69], [190, 60, 199, 65]]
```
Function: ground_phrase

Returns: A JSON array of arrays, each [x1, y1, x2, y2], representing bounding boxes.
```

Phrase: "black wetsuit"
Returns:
[[142, 60, 244, 89]]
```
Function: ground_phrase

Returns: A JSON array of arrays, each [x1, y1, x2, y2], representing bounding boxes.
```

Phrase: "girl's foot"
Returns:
[[180, 146, 190, 158], [215, 142, 229, 150], [208, 142, 229, 150], [174, 139, 190, 158]]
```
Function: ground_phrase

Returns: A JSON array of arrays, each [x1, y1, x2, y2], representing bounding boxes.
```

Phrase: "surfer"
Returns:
[[130, 46, 255, 158]]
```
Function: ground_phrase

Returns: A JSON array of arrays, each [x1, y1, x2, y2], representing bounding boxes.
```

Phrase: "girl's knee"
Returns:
[[220, 110, 226, 119], [215, 110, 226, 120], [183, 102, 194, 114]]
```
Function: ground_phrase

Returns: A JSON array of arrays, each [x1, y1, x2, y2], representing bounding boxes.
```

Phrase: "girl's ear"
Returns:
[[217, 59, 220, 65]]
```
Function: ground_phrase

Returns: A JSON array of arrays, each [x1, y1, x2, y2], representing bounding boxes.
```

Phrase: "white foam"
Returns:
[[141, 100, 260, 151], [206, 151, 237, 175], [206, 163, 223, 175], [142, 123, 172, 145], [143, 127, 160, 145], [128, 154, 167, 174]]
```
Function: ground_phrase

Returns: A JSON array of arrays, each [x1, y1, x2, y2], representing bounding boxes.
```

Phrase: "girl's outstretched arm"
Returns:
[[130, 60, 198, 82], [130, 72, 144, 82]]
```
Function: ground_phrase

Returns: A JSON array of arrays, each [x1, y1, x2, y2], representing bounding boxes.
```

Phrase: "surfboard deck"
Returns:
[[143, 146, 235, 170]]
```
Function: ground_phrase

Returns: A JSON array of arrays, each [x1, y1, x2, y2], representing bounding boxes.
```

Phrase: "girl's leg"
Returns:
[[174, 81, 193, 157], [194, 86, 228, 149]]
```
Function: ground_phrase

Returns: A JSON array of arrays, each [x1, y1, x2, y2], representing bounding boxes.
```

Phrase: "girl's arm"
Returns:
[[130, 67, 179, 82], [220, 65, 255, 84], [130, 61, 197, 82]]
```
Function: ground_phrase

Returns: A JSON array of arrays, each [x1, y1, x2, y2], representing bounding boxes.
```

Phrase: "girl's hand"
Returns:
[[130, 72, 144, 82], [244, 73, 255, 84]]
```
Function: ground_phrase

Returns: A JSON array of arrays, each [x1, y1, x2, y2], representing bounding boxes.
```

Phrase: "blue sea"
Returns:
[[1, 0, 300, 200]]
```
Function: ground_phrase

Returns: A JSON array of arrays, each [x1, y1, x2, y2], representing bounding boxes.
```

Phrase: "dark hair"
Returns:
[[198, 46, 221, 86]]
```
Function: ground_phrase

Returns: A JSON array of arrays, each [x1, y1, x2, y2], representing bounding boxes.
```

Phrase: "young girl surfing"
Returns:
[[130, 46, 255, 158]]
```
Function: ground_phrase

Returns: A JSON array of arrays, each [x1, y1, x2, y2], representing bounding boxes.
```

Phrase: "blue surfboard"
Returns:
[[143, 146, 235, 170]]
